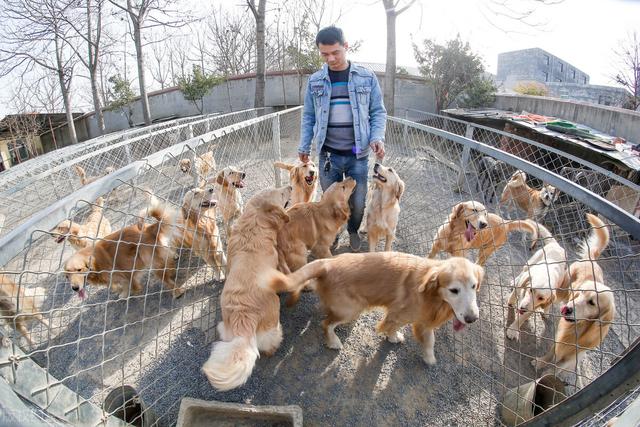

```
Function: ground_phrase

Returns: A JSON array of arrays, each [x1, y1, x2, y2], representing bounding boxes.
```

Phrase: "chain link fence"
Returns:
[[0, 106, 638, 426], [0, 108, 274, 238]]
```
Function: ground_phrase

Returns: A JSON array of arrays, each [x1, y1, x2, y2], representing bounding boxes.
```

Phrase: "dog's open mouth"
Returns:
[[373, 172, 387, 183], [464, 220, 477, 242], [517, 308, 526, 315], [453, 318, 466, 332], [232, 180, 245, 188], [55, 235, 66, 243], [77, 288, 87, 300], [561, 305, 575, 322], [304, 175, 315, 185], [200, 200, 215, 207]]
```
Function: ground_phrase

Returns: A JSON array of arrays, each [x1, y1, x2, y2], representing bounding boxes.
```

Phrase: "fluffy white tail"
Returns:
[[578, 213, 610, 261], [202, 336, 259, 391]]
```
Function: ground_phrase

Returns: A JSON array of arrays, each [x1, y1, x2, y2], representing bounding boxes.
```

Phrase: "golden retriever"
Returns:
[[500, 171, 557, 220], [274, 160, 318, 205], [52, 197, 112, 251], [428, 201, 538, 266], [64, 203, 183, 300], [179, 187, 226, 278], [365, 163, 405, 252], [0, 274, 48, 347], [506, 223, 568, 341], [74, 165, 115, 185], [276, 178, 356, 306], [209, 166, 246, 238], [265, 252, 484, 365], [202, 186, 292, 391], [533, 213, 614, 374], [180, 151, 217, 187]]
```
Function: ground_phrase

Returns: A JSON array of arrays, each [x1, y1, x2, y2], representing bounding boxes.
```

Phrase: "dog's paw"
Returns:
[[422, 353, 437, 365], [387, 331, 405, 344], [326, 335, 343, 350], [506, 327, 519, 341]]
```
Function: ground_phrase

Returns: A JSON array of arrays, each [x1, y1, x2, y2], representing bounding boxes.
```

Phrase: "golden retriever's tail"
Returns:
[[273, 161, 294, 171], [74, 165, 87, 185], [505, 219, 538, 248], [202, 335, 259, 391], [499, 170, 526, 204], [262, 259, 328, 306], [578, 213, 610, 261]]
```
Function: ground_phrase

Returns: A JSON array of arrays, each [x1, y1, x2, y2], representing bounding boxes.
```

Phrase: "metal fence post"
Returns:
[[272, 115, 282, 187], [454, 124, 474, 192]]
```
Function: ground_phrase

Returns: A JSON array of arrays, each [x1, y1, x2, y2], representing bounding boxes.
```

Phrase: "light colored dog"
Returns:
[[179, 151, 217, 187], [274, 160, 318, 205], [500, 171, 557, 220], [0, 274, 48, 347], [74, 165, 115, 186], [533, 213, 614, 375], [210, 166, 246, 239], [265, 252, 484, 365], [506, 223, 568, 341], [52, 197, 112, 251], [428, 201, 538, 266], [64, 203, 183, 300], [365, 163, 405, 252], [202, 186, 292, 391]]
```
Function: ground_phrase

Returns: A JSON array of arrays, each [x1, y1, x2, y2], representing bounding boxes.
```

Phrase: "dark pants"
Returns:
[[319, 150, 368, 235]]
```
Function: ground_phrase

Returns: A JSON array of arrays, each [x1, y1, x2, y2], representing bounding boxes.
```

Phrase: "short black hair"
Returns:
[[315, 26, 345, 47]]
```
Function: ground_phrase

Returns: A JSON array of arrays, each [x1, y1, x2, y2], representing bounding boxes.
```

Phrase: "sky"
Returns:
[[341, 0, 640, 85], [1, 0, 639, 117]]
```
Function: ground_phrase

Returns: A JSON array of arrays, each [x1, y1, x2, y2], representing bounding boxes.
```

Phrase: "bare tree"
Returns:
[[169, 36, 191, 86], [382, 0, 417, 115], [3, 114, 43, 160], [613, 31, 640, 111], [247, 0, 267, 108], [149, 37, 172, 90], [206, 8, 255, 76], [10, 71, 64, 113], [64, 0, 107, 134], [0, 0, 80, 145], [108, 0, 193, 125]]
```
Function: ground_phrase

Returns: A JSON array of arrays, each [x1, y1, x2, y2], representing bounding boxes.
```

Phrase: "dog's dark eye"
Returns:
[[588, 299, 596, 306], [537, 296, 544, 301], [472, 208, 478, 213], [388, 168, 393, 172], [449, 288, 459, 295], [76, 268, 82, 272]]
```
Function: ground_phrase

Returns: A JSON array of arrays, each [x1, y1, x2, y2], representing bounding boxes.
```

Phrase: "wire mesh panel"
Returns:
[[0, 107, 638, 426], [0, 109, 273, 238]]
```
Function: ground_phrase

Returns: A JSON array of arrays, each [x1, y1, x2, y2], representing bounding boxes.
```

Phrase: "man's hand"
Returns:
[[370, 141, 385, 160], [298, 153, 310, 163]]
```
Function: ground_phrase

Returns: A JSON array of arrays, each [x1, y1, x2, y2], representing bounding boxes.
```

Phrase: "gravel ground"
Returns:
[[2, 129, 639, 426]]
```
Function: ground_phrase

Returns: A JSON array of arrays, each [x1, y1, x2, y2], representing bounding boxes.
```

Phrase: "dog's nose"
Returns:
[[309, 170, 315, 176], [464, 314, 478, 324], [241, 172, 246, 179], [478, 222, 488, 229], [71, 285, 80, 292], [561, 306, 572, 316]]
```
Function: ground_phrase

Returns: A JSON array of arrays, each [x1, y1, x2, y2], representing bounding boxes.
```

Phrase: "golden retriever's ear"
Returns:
[[451, 203, 464, 219], [395, 178, 405, 201], [418, 268, 439, 292], [474, 264, 485, 290], [215, 170, 225, 185], [333, 204, 350, 222], [274, 161, 294, 171]]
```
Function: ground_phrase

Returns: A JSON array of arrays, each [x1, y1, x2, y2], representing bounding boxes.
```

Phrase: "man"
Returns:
[[298, 26, 387, 252]]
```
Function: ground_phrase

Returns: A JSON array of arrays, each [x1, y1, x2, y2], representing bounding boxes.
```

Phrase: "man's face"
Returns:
[[318, 42, 349, 71]]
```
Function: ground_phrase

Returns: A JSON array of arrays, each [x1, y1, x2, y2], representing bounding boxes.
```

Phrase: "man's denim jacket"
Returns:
[[299, 63, 387, 159]]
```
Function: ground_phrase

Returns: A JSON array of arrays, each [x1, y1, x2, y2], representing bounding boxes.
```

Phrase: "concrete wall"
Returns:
[[494, 93, 640, 143], [39, 69, 436, 150], [545, 82, 629, 108]]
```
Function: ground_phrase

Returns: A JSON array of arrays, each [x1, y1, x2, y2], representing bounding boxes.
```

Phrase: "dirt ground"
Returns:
[[2, 128, 639, 426]]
